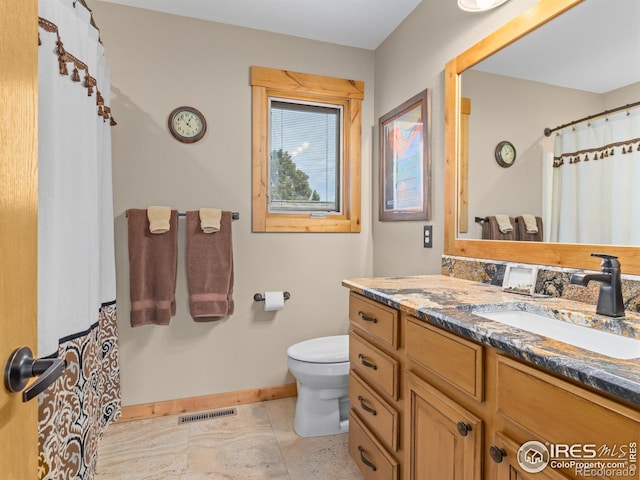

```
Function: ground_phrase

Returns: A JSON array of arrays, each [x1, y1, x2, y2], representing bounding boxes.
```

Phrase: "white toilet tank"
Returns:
[[287, 335, 349, 363]]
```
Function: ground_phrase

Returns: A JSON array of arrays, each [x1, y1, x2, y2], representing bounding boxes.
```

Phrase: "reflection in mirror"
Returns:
[[444, 0, 640, 274], [459, 0, 640, 245]]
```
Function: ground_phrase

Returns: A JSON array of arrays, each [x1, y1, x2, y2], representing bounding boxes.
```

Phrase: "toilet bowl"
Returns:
[[287, 335, 350, 437]]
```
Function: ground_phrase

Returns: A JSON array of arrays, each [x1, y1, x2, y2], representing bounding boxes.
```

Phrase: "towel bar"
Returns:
[[126, 210, 239, 220], [253, 292, 290, 302]]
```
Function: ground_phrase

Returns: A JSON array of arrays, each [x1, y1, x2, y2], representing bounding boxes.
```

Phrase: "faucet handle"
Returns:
[[591, 253, 620, 269]]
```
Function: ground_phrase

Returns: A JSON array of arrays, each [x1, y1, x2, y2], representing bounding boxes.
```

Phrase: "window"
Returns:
[[251, 66, 364, 232]]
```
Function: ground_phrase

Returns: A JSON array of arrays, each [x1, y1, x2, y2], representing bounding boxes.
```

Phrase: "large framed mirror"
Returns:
[[444, 0, 640, 274]]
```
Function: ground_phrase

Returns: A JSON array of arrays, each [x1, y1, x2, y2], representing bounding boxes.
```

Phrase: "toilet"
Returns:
[[286, 335, 350, 437]]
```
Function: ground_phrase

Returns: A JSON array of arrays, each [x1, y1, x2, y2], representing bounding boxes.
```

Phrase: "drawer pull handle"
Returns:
[[358, 445, 377, 472], [358, 354, 378, 370], [358, 311, 378, 323], [357, 395, 377, 416], [456, 421, 472, 436], [489, 445, 507, 463]]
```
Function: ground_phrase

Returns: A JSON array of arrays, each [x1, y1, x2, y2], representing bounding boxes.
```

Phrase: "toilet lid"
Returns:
[[287, 335, 349, 363]]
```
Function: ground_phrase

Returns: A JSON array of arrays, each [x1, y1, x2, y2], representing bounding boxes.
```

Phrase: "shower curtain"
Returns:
[[544, 108, 640, 245], [37, 0, 120, 478]]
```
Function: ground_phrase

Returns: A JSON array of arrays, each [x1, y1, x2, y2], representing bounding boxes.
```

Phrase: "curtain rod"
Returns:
[[543, 100, 640, 137]]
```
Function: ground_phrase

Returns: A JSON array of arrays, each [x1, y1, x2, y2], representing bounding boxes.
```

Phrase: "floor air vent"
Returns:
[[178, 407, 237, 425]]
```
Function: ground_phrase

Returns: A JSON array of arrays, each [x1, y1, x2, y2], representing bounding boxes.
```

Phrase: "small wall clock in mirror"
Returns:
[[495, 140, 516, 168]]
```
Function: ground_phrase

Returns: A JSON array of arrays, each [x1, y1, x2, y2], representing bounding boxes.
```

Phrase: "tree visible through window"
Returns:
[[251, 66, 364, 233], [269, 100, 340, 213]]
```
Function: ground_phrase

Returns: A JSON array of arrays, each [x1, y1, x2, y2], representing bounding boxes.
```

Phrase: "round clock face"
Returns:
[[495, 141, 516, 167], [168, 106, 207, 143]]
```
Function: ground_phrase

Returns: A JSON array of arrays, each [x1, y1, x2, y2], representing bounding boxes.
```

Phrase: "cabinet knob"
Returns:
[[456, 421, 472, 436], [489, 445, 507, 463]]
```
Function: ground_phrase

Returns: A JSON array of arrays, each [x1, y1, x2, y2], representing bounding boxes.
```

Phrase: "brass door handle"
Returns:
[[4, 347, 66, 402]]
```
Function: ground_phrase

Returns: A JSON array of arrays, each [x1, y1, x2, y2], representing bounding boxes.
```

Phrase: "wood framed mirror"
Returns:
[[444, 0, 640, 275]]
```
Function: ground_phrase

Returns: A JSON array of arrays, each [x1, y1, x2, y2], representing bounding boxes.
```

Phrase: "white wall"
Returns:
[[372, 0, 539, 275], [90, 1, 375, 406]]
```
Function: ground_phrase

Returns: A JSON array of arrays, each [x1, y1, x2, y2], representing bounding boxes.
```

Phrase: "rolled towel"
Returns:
[[199, 208, 222, 233], [147, 205, 171, 234], [494, 214, 513, 233], [521, 214, 539, 234]]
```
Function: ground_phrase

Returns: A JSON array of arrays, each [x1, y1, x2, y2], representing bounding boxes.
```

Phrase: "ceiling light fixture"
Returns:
[[458, 0, 510, 12]]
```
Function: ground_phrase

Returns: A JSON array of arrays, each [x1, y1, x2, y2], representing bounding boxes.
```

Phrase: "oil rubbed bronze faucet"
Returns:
[[570, 253, 625, 317]]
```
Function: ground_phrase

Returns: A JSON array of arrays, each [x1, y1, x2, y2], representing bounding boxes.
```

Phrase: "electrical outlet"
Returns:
[[423, 225, 433, 248]]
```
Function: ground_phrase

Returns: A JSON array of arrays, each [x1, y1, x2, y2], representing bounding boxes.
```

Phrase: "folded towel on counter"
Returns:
[[147, 205, 171, 234], [515, 215, 544, 242], [186, 210, 234, 321], [128, 208, 178, 326], [494, 214, 513, 233], [482, 216, 516, 240], [521, 214, 539, 234], [199, 208, 222, 233]]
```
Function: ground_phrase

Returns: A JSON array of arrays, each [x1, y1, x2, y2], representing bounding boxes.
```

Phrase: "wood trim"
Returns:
[[117, 383, 297, 423], [444, 0, 640, 275], [250, 66, 363, 233], [458, 97, 470, 233], [250, 66, 364, 99], [251, 84, 268, 232]]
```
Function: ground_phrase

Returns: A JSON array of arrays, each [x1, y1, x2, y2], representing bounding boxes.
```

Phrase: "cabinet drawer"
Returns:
[[350, 331, 400, 400], [349, 411, 399, 480], [497, 355, 639, 450], [405, 317, 483, 401], [350, 370, 399, 452], [349, 292, 399, 349]]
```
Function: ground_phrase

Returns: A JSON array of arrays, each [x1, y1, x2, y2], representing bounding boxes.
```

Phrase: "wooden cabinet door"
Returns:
[[407, 371, 482, 480]]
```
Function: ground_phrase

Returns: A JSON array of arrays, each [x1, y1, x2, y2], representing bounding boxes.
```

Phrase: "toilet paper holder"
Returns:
[[253, 292, 290, 302]]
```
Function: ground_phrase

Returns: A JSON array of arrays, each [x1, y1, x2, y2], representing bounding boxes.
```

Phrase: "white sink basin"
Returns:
[[469, 308, 640, 360]]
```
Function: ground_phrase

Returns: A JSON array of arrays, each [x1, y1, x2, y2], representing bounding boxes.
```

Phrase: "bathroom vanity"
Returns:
[[344, 275, 639, 480]]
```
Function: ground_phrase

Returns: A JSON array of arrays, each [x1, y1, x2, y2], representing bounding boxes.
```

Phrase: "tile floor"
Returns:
[[95, 397, 365, 479]]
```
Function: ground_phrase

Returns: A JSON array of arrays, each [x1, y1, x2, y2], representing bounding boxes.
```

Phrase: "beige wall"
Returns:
[[90, 1, 375, 406], [372, 0, 540, 275]]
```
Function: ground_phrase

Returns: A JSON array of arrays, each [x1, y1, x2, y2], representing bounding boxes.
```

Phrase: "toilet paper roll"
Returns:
[[263, 291, 285, 311]]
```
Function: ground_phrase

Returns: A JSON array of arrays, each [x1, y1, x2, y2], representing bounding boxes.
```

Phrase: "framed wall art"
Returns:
[[379, 89, 431, 221]]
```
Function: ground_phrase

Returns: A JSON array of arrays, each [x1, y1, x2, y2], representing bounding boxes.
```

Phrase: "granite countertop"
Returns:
[[342, 275, 640, 406]]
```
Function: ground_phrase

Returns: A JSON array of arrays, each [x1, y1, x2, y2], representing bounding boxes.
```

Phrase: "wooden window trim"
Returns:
[[251, 66, 364, 233]]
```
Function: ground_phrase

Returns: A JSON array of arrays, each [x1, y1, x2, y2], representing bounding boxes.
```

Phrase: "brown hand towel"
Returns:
[[484, 216, 516, 240], [515, 216, 544, 242], [127, 209, 178, 327], [186, 210, 234, 321]]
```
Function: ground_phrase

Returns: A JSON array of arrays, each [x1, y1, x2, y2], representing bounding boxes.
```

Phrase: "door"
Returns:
[[0, 0, 40, 478], [407, 372, 483, 480]]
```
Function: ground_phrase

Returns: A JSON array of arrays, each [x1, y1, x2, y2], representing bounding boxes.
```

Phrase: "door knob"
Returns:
[[4, 347, 66, 402]]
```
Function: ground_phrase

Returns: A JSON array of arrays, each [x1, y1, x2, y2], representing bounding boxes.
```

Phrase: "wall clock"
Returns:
[[495, 140, 516, 168], [168, 106, 207, 143]]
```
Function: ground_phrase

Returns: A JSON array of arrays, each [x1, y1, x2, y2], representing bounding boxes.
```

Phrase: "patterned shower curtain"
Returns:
[[37, 0, 120, 478], [545, 108, 640, 245]]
